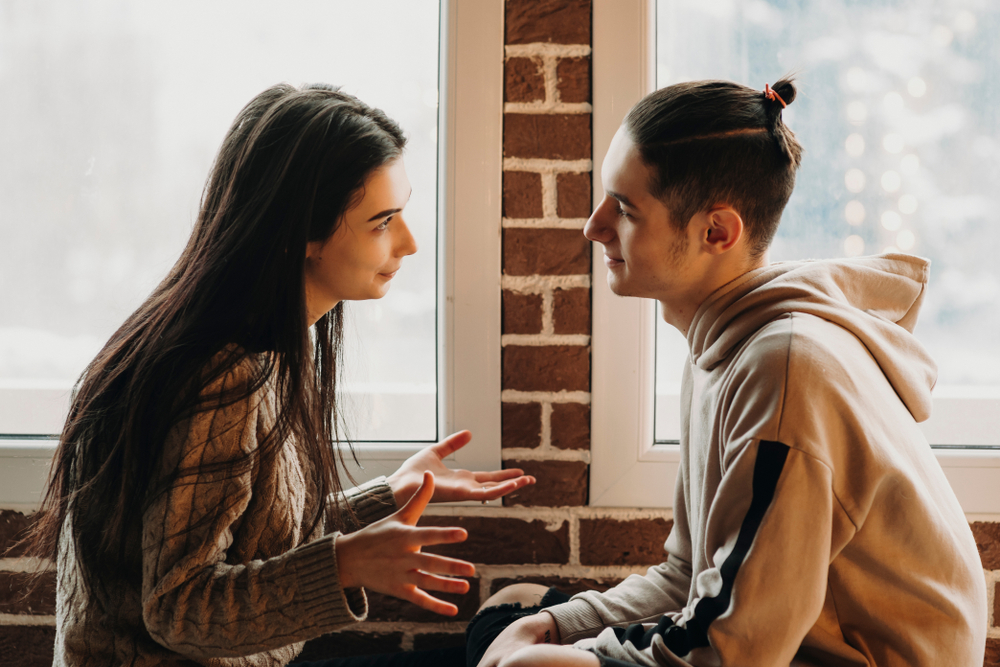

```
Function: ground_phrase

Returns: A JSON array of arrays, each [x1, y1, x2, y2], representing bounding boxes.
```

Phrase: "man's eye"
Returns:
[[616, 206, 630, 219]]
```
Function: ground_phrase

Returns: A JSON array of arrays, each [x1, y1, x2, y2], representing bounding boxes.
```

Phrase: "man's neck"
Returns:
[[659, 251, 770, 337]]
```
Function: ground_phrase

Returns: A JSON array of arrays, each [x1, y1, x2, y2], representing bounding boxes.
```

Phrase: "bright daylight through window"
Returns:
[[0, 0, 441, 442], [653, 0, 1000, 444]]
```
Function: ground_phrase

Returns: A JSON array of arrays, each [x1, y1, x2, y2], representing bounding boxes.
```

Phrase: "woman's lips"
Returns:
[[379, 269, 399, 279]]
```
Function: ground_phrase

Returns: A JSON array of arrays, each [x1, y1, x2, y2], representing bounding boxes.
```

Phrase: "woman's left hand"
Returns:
[[387, 431, 536, 507]]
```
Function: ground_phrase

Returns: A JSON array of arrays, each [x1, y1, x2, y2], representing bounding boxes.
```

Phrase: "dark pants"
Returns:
[[290, 587, 640, 667]]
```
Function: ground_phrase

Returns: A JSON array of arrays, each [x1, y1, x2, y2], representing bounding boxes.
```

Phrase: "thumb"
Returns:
[[397, 471, 434, 525]]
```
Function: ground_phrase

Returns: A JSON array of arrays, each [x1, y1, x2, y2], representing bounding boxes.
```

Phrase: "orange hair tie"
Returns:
[[764, 83, 787, 108]]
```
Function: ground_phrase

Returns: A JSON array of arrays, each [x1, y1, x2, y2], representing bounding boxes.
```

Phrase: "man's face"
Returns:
[[584, 127, 694, 301]]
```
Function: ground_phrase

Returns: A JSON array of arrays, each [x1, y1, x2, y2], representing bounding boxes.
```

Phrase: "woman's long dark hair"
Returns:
[[23, 83, 407, 600]]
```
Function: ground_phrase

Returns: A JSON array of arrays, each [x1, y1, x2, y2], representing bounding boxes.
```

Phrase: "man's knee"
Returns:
[[499, 645, 601, 667], [478, 583, 551, 612]]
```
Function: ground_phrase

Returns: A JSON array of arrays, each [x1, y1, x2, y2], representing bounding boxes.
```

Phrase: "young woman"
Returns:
[[26, 83, 533, 666]]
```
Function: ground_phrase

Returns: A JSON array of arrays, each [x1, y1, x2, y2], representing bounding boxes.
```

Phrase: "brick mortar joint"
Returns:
[[501, 334, 591, 347], [422, 506, 675, 521], [503, 157, 592, 173], [501, 389, 591, 404], [502, 217, 588, 229], [502, 275, 592, 293], [505, 44, 592, 58], [501, 447, 591, 463]]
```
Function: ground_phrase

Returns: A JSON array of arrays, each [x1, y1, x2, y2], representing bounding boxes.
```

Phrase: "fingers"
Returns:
[[473, 469, 531, 483], [429, 430, 473, 459], [405, 586, 460, 617], [408, 526, 469, 548], [414, 551, 476, 578], [396, 471, 435, 525], [411, 571, 472, 595], [477, 478, 535, 500]]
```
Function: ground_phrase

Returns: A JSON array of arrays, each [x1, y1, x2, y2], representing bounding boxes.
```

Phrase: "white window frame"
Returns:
[[588, 0, 1000, 517], [0, 0, 506, 508]]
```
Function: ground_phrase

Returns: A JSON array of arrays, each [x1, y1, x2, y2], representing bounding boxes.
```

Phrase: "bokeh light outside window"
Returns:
[[655, 0, 1000, 442], [0, 0, 440, 441]]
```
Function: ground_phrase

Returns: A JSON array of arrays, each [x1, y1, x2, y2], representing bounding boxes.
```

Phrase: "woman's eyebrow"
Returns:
[[366, 189, 412, 221], [367, 207, 402, 222]]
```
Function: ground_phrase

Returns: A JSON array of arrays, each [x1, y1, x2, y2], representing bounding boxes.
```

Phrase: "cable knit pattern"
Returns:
[[54, 356, 398, 666]]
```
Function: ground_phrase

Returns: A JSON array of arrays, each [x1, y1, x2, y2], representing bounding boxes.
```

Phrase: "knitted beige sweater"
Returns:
[[53, 357, 398, 666]]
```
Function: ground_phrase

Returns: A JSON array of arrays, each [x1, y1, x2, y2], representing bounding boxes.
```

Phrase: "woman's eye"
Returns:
[[376, 217, 392, 231]]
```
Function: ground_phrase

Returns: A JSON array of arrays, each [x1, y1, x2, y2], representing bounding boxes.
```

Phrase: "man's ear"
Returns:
[[700, 206, 744, 254]]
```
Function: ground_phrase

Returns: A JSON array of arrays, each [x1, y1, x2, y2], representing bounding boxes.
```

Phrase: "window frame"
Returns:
[[0, 0, 506, 506], [588, 0, 1000, 516]]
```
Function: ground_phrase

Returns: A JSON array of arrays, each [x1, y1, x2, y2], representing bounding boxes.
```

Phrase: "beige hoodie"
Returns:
[[546, 255, 987, 666]]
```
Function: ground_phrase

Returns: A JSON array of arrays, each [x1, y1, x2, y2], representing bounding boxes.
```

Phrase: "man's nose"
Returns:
[[584, 197, 615, 244]]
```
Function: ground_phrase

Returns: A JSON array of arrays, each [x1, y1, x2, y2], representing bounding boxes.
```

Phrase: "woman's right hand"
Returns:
[[335, 471, 474, 616]]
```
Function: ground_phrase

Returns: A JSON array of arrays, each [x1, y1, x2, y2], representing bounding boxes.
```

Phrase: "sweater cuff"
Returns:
[[545, 598, 607, 644], [344, 476, 398, 526], [291, 534, 367, 629]]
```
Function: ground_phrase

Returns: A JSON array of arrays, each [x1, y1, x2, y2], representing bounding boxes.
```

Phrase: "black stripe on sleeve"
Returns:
[[622, 440, 789, 657]]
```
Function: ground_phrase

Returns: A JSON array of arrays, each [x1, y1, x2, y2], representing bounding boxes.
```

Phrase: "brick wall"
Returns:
[[2, 1, 1000, 665]]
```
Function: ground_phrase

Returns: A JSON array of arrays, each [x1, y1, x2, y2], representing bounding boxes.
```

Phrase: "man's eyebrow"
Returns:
[[366, 188, 412, 222], [606, 190, 636, 208]]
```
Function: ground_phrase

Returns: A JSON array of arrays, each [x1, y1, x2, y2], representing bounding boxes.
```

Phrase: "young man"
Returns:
[[474, 79, 987, 667]]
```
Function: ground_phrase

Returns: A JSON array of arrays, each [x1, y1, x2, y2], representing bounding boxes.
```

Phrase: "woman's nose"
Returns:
[[395, 218, 418, 257]]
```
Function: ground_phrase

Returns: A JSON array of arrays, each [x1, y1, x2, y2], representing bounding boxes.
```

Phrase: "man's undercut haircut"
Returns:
[[624, 77, 803, 257]]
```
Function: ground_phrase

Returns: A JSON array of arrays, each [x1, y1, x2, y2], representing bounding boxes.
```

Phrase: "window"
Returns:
[[0, 0, 506, 505], [591, 0, 1000, 513]]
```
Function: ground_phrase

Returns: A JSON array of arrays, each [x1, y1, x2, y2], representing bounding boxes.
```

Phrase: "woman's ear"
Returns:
[[702, 206, 744, 254]]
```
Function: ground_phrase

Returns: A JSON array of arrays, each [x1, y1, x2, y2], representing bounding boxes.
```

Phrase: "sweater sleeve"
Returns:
[[332, 477, 398, 531], [545, 471, 693, 644], [584, 440, 843, 667], [141, 364, 367, 660]]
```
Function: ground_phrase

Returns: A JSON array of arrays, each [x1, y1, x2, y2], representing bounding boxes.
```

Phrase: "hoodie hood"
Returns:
[[688, 254, 937, 422]]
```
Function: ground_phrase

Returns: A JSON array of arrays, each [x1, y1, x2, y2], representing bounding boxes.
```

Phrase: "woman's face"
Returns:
[[304, 157, 417, 325]]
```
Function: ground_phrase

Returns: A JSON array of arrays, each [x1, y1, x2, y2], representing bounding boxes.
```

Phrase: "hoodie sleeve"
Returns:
[[584, 438, 848, 667], [545, 474, 694, 644]]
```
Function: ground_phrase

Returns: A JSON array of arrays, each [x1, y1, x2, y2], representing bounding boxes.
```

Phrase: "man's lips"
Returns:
[[603, 254, 624, 268]]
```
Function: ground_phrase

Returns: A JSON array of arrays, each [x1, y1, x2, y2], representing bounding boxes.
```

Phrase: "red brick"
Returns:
[[0, 571, 55, 615], [503, 171, 543, 219], [557, 57, 591, 103], [366, 577, 479, 622], [504, 114, 591, 160], [505, 0, 591, 45], [0, 510, 34, 557], [503, 345, 589, 393], [987, 637, 1000, 665], [995, 581, 999, 629], [503, 402, 542, 449], [419, 515, 570, 564], [553, 287, 590, 335], [579, 517, 673, 566], [503, 228, 590, 276], [556, 172, 592, 219], [502, 460, 588, 507], [505, 57, 545, 103], [490, 575, 622, 597], [970, 521, 1000, 569], [550, 402, 590, 450], [503, 291, 543, 334], [413, 633, 467, 651], [0, 625, 55, 667], [298, 631, 403, 659]]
